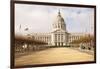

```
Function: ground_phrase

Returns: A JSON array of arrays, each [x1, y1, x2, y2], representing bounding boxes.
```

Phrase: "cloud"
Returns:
[[15, 4, 94, 35], [61, 7, 94, 33]]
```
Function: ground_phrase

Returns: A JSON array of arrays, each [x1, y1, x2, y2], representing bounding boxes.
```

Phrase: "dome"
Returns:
[[52, 10, 66, 31], [56, 15, 64, 22], [55, 10, 65, 24]]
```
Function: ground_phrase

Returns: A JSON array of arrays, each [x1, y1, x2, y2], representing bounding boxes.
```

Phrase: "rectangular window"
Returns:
[[61, 34, 63, 41]]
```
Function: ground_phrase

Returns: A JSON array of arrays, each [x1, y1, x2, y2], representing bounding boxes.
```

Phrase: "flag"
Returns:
[[19, 24, 21, 29], [77, 11, 81, 14], [25, 28, 29, 31]]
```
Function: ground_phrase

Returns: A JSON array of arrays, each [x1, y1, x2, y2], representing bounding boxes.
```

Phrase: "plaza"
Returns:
[[14, 10, 95, 67], [15, 47, 94, 66]]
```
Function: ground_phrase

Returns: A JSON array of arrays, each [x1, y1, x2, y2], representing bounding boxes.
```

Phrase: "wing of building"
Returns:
[[29, 10, 94, 47], [15, 10, 94, 53]]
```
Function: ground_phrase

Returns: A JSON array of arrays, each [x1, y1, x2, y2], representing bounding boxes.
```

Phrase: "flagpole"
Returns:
[[19, 24, 21, 35]]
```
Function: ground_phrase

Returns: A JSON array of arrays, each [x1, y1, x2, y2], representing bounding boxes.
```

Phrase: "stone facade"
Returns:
[[27, 10, 94, 47]]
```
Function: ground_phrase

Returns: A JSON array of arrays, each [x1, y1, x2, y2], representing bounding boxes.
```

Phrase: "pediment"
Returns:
[[52, 29, 66, 33]]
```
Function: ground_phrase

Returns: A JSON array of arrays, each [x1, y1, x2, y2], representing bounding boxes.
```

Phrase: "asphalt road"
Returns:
[[15, 47, 94, 66]]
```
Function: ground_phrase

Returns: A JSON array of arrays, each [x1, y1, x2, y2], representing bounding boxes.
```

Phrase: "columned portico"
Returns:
[[54, 42, 64, 46], [51, 10, 68, 46]]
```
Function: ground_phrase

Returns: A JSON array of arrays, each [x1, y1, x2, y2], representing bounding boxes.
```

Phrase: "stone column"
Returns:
[[60, 42, 61, 46]]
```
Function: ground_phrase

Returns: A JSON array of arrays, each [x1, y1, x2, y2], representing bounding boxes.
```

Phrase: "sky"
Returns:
[[15, 4, 94, 35]]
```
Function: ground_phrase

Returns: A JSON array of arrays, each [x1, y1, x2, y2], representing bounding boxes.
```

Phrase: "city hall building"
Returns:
[[29, 10, 89, 46]]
